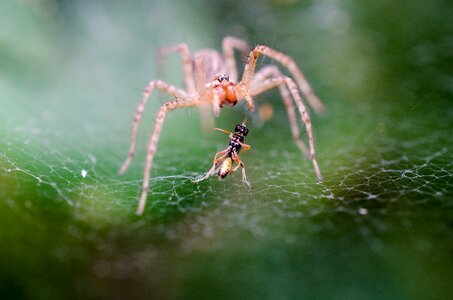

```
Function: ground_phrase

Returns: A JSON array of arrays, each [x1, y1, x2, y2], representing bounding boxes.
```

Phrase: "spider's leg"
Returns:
[[194, 148, 230, 182], [248, 76, 322, 181], [194, 56, 214, 131], [212, 90, 222, 117], [222, 36, 251, 83], [242, 45, 325, 114], [119, 81, 187, 175], [156, 43, 197, 95], [237, 82, 255, 112], [232, 151, 253, 190], [136, 98, 197, 215], [250, 66, 309, 157], [285, 77, 323, 181]]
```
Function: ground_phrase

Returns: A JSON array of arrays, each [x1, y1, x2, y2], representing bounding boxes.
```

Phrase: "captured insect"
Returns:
[[194, 118, 252, 189], [119, 37, 324, 215]]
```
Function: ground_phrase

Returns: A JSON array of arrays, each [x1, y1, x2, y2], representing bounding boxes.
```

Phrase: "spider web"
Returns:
[[0, 0, 449, 226], [1, 88, 451, 225]]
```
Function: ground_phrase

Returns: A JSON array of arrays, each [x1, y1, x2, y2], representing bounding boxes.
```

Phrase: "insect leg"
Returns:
[[232, 151, 253, 190], [194, 148, 230, 182]]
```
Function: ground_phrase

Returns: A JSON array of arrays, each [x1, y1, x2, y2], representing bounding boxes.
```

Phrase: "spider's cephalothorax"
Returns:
[[119, 37, 325, 215], [195, 121, 252, 187]]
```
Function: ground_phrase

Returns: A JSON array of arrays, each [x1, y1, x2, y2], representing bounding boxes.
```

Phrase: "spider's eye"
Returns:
[[242, 128, 249, 136], [218, 75, 229, 82], [234, 124, 241, 132]]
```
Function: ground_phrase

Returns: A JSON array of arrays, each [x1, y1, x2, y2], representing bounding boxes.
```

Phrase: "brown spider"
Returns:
[[119, 37, 324, 215]]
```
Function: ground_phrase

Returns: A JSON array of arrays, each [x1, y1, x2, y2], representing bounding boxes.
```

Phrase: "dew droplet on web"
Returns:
[[358, 208, 368, 215], [81, 169, 88, 178]]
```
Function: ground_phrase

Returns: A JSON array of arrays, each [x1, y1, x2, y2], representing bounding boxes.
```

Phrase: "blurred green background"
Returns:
[[1, 0, 452, 299]]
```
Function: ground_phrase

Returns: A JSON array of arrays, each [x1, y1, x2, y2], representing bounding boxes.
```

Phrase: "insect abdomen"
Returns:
[[218, 157, 233, 179]]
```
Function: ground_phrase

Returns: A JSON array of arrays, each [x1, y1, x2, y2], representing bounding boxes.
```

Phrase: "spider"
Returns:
[[119, 36, 324, 215], [195, 119, 253, 190]]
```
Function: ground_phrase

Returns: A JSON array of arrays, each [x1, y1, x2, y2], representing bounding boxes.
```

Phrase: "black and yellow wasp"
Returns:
[[195, 120, 252, 189]]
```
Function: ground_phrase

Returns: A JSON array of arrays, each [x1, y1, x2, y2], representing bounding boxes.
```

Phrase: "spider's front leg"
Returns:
[[242, 45, 325, 114], [246, 75, 323, 181], [222, 36, 251, 83], [119, 81, 187, 175], [136, 98, 197, 215], [250, 65, 309, 157], [237, 82, 255, 112]]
